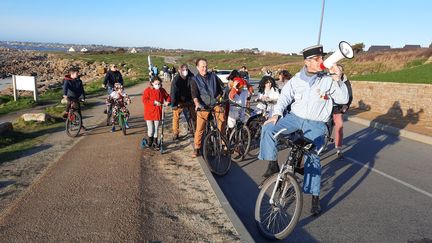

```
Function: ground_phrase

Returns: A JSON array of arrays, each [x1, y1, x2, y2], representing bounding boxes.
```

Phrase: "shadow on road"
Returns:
[[215, 158, 319, 242]]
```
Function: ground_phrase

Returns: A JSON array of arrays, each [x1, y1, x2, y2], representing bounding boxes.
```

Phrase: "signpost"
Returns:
[[12, 75, 38, 102]]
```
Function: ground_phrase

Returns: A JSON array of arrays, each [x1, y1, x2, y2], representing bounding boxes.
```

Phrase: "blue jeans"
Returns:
[[107, 86, 113, 95], [258, 113, 327, 196]]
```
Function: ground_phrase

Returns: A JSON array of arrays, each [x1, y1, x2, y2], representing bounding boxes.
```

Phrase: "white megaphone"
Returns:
[[320, 41, 354, 70]]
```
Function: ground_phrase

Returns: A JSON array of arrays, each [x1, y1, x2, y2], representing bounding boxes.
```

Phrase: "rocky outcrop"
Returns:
[[0, 48, 135, 96]]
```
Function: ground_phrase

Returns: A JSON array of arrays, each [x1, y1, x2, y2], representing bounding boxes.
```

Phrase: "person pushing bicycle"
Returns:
[[190, 58, 226, 158]]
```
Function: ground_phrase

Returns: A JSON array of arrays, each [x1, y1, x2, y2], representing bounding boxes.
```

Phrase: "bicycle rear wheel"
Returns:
[[65, 110, 82, 137], [255, 173, 303, 240], [229, 124, 251, 162], [247, 119, 262, 157], [203, 130, 231, 176]]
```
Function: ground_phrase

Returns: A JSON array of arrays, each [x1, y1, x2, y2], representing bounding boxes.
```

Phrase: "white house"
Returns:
[[130, 48, 137, 53], [68, 47, 76, 52], [80, 48, 88, 53]]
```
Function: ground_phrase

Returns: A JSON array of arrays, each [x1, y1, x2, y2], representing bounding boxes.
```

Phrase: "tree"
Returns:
[[351, 42, 365, 54]]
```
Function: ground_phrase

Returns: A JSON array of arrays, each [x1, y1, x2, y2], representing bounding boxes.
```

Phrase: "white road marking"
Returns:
[[345, 156, 432, 199]]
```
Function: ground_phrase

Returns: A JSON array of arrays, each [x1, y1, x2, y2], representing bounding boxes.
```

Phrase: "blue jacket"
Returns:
[[63, 75, 85, 99]]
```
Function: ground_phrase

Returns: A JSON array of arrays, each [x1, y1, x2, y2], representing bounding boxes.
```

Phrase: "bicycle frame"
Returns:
[[267, 129, 315, 205]]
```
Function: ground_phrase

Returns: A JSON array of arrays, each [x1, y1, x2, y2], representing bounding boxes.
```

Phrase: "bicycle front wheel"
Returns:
[[203, 130, 231, 176], [65, 110, 82, 137], [255, 173, 303, 240], [229, 124, 251, 162], [119, 113, 126, 135]]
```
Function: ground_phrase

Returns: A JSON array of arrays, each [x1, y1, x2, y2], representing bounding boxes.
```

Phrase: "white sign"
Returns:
[[12, 75, 38, 101]]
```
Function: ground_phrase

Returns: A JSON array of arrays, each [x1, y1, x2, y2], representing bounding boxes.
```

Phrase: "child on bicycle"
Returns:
[[142, 76, 171, 148], [62, 66, 87, 130], [256, 76, 280, 118], [107, 83, 131, 132], [226, 70, 253, 129]]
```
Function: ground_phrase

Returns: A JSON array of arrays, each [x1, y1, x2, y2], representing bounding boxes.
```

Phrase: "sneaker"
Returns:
[[191, 148, 200, 158], [111, 126, 116, 132], [262, 161, 280, 178], [336, 149, 343, 159], [125, 121, 130, 129]]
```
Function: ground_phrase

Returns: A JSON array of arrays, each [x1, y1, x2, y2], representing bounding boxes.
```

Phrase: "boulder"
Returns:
[[97, 66, 107, 75], [0, 122, 13, 135], [21, 113, 50, 122]]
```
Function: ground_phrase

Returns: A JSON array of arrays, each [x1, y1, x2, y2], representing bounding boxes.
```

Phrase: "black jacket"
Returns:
[[170, 71, 194, 106], [63, 75, 85, 99], [103, 70, 124, 88]]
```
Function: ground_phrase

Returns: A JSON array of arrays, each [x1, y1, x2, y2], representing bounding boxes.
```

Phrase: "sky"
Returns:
[[1, 0, 431, 53]]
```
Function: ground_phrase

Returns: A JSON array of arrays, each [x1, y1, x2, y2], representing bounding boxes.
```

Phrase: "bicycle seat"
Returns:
[[274, 129, 315, 152]]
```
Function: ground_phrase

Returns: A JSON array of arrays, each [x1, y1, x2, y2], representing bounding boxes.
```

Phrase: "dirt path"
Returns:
[[0, 80, 240, 242]]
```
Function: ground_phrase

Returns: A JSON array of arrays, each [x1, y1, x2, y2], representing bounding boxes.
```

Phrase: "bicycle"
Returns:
[[198, 101, 232, 176], [246, 100, 275, 157], [65, 98, 84, 137], [227, 101, 253, 162], [111, 100, 129, 136], [255, 129, 316, 240]]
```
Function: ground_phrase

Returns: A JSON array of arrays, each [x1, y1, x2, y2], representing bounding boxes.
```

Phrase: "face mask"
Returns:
[[181, 70, 188, 77], [153, 84, 161, 90]]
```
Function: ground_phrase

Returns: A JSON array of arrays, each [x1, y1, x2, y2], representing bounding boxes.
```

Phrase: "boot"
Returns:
[[148, 137, 154, 148], [311, 195, 321, 216], [153, 137, 160, 150], [262, 161, 280, 178]]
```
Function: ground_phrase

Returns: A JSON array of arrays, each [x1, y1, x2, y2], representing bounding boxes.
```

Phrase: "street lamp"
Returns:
[[318, 0, 325, 44]]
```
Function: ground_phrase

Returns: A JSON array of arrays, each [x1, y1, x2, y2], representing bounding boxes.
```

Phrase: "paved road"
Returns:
[[214, 81, 432, 242]]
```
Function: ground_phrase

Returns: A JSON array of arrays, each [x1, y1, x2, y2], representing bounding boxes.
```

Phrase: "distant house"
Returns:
[[403, 44, 421, 49], [130, 48, 137, 53], [80, 48, 88, 53], [68, 47, 76, 52], [368, 45, 391, 52]]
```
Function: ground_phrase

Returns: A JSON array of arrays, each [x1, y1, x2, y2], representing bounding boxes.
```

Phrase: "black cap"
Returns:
[[302, 45, 326, 59]]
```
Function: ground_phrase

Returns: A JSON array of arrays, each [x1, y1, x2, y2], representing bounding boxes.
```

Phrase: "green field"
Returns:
[[351, 63, 432, 84]]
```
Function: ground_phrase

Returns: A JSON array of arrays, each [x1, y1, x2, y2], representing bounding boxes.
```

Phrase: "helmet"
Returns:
[[114, 83, 123, 90]]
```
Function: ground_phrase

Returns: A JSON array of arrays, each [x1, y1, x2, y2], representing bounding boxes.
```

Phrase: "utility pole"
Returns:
[[318, 0, 325, 45]]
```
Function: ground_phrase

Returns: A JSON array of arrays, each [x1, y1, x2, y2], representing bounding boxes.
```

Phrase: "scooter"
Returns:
[[159, 104, 166, 154]]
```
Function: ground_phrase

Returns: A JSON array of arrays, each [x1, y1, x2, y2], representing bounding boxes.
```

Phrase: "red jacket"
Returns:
[[142, 87, 171, 121], [228, 77, 253, 100]]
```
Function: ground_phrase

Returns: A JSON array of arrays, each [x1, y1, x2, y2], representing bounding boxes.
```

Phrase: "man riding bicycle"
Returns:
[[190, 58, 226, 158], [258, 44, 349, 216], [62, 67, 87, 129]]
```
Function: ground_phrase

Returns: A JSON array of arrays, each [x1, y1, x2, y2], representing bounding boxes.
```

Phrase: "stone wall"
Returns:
[[350, 81, 432, 122]]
